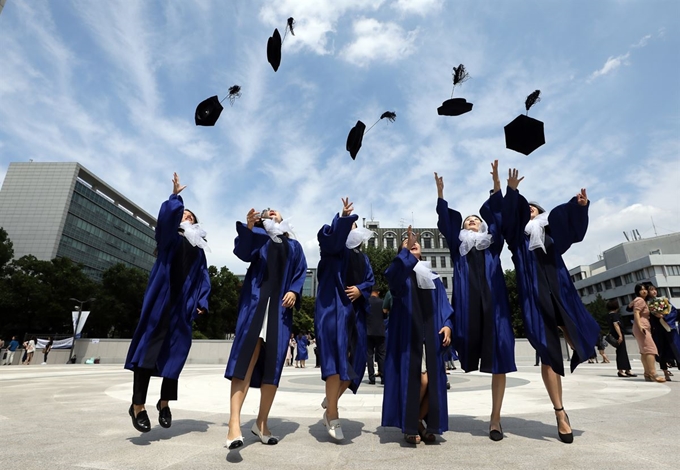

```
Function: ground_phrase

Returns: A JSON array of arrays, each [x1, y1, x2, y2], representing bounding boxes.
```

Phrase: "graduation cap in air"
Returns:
[[267, 17, 295, 72], [195, 85, 242, 126], [438, 64, 473, 116], [346, 111, 396, 160], [504, 90, 545, 155]]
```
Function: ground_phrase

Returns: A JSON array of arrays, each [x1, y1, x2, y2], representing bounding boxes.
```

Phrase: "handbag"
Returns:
[[605, 334, 619, 348]]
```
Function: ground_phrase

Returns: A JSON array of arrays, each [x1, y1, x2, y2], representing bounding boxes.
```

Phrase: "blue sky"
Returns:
[[0, 0, 678, 274]]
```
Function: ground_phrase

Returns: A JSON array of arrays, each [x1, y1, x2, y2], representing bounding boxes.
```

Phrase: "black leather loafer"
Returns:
[[129, 404, 151, 433], [157, 400, 172, 428]]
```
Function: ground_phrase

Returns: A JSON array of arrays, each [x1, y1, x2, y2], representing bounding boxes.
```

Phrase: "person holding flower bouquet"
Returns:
[[631, 284, 666, 383], [645, 283, 680, 381]]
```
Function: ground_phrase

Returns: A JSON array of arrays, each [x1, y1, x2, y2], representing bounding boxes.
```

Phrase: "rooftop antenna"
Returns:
[[370, 204, 374, 221], [651, 217, 658, 237], [634, 229, 641, 240], [623, 231, 630, 242]]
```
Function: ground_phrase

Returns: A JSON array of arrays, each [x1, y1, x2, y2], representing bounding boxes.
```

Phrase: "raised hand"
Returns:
[[434, 172, 444, 199], [490, 160, 501, 193], [172, 172, 187, 195], [406, 225, 418, 250], [507, 168, 524, 190], [341, 197, 354, 217], [246, 208, 259, 230], [576, 188, 588, 206]]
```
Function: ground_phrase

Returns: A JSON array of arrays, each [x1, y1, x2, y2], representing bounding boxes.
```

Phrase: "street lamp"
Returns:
[[67, 297, 96, 364]]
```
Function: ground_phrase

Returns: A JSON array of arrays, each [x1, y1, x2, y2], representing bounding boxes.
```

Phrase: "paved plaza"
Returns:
[[0, 358, 678, 470]]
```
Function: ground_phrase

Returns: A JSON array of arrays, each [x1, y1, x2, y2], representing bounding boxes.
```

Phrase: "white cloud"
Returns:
[[588, 53, 630, 81], [340, 18, 418, 66], [392, 0, 443, 16], [631, 34, 651, 48]]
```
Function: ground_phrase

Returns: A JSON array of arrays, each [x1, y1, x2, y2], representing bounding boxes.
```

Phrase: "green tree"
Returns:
[[503, 269, 525, 338], [0, 227, 13, 273], [585, 294, 608, 334], [363, 245, 396, 295], [193, 265, 241, 338], [87, 263, 148, 338], [294, 296, 315, 334]]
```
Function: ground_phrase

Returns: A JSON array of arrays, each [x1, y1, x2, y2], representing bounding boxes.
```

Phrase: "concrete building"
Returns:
[[363, 219, 454, 296], [0, 162, 157, 280], [569, 232, 680, 308]]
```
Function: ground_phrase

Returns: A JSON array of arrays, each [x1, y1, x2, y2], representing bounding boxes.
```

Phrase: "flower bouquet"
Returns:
[[648, 297, 672, 332]]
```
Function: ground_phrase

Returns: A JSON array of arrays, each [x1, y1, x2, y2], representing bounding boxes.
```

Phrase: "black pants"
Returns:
[[133, 368, 178, 405], [366, 335, 386, 382], [614, 337, 632, 371]]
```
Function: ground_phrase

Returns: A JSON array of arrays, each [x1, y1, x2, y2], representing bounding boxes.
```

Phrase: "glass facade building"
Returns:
[[0, 162, 157, 281]]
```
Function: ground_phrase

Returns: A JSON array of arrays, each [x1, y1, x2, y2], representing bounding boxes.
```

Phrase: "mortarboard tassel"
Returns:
[[222, 85, 242, 107], [365, 111, 397, 133], [525, 90, 541, 114]]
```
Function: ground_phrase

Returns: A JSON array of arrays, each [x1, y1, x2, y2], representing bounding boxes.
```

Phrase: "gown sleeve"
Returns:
[[501, 187, 531, 249], [354, 254, 376, 302], [436, 198, 463, 252], [385, 248, 419, 297], [480, 190, 504, 255], [548, 197, 589, 255], [318, 213, 359, 255], [233, 221, 270, 263], [192, 257, 212, 321], [156, 194, 184, 251], [287, 240, 308, 310]]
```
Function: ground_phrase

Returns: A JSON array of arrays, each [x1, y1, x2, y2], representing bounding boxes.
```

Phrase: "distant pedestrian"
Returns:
[[606, 299, 636, 378], [42, 337, 53, 365], [23, 336, 36, 365], [366, 287, 386, 385], [3, 336, 19, 365]]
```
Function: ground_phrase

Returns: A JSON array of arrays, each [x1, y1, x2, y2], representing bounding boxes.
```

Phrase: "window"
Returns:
[[431, 257, 437, 268], [579, 288, 587, 297], [587, 286, 594, 295], [441, 237, 448, 249], [595, 283, 603, 293], [440, 256, 447, 268], [368, 237, 375, 248], [614, 277, 623, 287], [423, 237, 432, 249], [572, 272, 583, 282], [421, 256, 427, 261], [670, 287, 680, 297], [603, 279, 612, 290], [667, 265, 680, 276], [623, 273, 633, 284], [386, 237, 394, 249], [634, 269, 645, 281], [442, 277, 448, 289]]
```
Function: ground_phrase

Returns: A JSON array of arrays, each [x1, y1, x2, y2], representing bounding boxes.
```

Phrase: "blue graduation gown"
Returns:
[[125, 194, 211, 380], [437, 192, 516, 374], [651, 303, 680, 367], [225, 222, 307, 387], [296, 334, 309, 360], [315, 214, 375, 393], [381, 249, 454, 435], [502, 187, 599, 375]]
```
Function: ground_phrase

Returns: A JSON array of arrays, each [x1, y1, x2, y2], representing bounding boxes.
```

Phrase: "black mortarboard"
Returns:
[[267, 18, 295, 72], [194, 86, 242, 126], [504, 90, 545, 155], [438, 64, 473, 117], [346, 120, 366, 160], [195, 96, 223, 126], [345, 111, 396, 160]]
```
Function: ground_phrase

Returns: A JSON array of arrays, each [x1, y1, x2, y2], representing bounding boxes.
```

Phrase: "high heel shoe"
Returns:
[[321, 397, 327, 409], [129, 404, 151, 433], [156, 400, 172, 428], [663, 371, 672, 381], [644, 373, 666, 383], [323, 411, 344, 440], [554, 407, 573, 444], [251, 423, 278, 445]]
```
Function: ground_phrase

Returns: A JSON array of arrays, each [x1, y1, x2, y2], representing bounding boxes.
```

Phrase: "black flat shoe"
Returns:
[[129, 404, 151, 433], [489, 424, 503, 441], [617, 372, 626, 378], [157, 400, 172, 428], [554, 407, 573, 444], [625, 372, 637, 377]]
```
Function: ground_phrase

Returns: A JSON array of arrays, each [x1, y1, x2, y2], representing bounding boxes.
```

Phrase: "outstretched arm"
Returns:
[[501, 168, 531, 249], [318, 197, 358, 255], [549, 188, 589, 255], [435, 172, 463, 252]]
